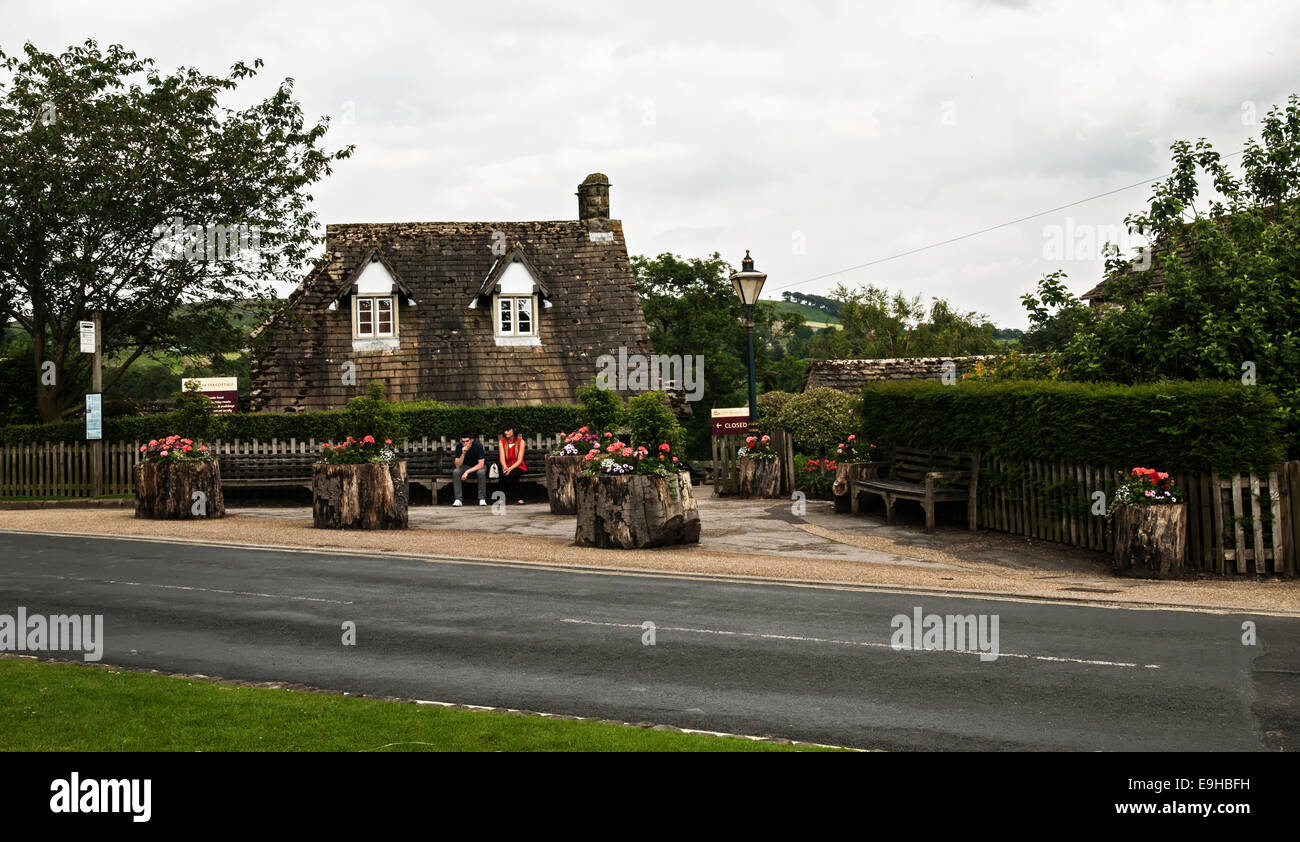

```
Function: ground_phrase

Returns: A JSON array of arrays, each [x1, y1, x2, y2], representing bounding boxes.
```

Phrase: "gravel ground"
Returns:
[[2, 500, 1298, 614]]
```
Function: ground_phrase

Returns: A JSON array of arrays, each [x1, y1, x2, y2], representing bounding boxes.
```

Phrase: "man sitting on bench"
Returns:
[[452, 433, 488, 506]]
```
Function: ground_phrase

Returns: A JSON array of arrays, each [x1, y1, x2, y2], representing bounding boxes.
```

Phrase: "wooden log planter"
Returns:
[[1112, 503, 1187, 578], [134, 460, 226, 519], [546, 454, 584, 515], [737, 456, 781, 499], [574, 472, 701, 549], [833, 462, 880, 513], [312, 461, 409, 530]]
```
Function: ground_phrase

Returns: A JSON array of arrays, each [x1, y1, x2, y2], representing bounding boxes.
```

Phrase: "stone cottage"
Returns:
[[250, 174, 655, 411]]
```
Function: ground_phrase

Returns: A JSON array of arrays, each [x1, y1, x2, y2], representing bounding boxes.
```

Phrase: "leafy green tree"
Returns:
[[0, 40, 352, 421], [1023, 94, 1300, 454], [632, 252, 794, 456]]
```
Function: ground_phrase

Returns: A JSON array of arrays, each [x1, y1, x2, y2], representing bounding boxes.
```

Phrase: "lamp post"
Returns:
[[730, 250, 767, 432]]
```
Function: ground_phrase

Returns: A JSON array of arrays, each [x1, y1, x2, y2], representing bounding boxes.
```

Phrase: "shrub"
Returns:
[[173, 385, 220, 443], [756, 390, 796, 431], [960, 350, 1063, 382], [777, 387, 859, 455], [576, 381, 624, 434], [0, 401, 582, 446], [625, 391, 684, 453], [859, 379, 1284, 474], [341, 382, 408, 444]]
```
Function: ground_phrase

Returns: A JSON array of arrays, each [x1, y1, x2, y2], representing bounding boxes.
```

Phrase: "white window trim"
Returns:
[[493, 294, 540, 345], [353, 294, 398, 340]]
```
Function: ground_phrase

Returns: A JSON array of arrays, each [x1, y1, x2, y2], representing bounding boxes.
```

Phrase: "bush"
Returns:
[[859, 379, 1284, 474], [625, 391, 684, 453], [576, 381, 624, 433], [340, 382, 408, 444], [756, 390, 796, 431], [960, 350, 1063, 382], [777, 388, 859, 455], [173, 386, 219, 443], [0, 401, 582, 446]]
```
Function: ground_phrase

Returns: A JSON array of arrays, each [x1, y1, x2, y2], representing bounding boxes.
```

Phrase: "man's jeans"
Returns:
[[453, 467, 488, 502]]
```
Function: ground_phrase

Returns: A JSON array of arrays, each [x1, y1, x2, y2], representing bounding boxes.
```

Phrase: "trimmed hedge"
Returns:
[[859, 379, 1284, 475], [0, 403, 583, 446]]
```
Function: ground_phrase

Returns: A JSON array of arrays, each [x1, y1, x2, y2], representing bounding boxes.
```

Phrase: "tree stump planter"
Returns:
[[737, 456, 781, 499], [134, 460, 226, 519], [312, 461, 409, 530], [546, 454, 585, 515], [574, 472, 701, 549], [833, 462, 880, 513], [1112, 503, 1187, 579]]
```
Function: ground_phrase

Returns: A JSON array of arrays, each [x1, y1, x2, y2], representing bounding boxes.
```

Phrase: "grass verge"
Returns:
[[0, 658, 829, 752]]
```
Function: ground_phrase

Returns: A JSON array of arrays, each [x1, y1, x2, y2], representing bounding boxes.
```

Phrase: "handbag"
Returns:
[[489, 463, 500, 479]]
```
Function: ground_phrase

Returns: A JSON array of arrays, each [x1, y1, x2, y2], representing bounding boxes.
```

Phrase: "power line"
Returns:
[[769, 151, 1244, 294]]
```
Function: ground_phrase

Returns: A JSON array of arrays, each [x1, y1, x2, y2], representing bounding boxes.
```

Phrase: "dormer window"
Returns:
[[330, 249, 416, 352], [472, 243, 549, 347]]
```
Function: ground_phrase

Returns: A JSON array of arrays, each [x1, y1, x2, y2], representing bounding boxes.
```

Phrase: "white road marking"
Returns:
[[20, 572, 352, 605], [560, 618, 1161, 669]]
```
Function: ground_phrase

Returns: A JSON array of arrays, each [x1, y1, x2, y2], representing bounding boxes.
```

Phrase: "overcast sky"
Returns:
[[8, 0, 1298, 327]]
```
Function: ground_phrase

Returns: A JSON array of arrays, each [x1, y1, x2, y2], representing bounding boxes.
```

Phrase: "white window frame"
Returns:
[[494, 294, 537, 338], [354, 295, 397, 339]]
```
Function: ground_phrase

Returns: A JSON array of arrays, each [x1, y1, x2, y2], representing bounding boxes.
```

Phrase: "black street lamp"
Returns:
[[730, 250, 767, 432]]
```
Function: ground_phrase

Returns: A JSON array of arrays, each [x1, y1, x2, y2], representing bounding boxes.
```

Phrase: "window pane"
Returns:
[[516, 297, 532, 334], [377, 298, 392, 335], [498, 297, 512, 334], [357, 298, 373, 335]]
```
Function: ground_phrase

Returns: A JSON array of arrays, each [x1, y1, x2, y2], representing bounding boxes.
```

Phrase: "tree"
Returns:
[[1023, 94, 1300, 454], [632, 252, 793, 456], [826, 283, 997, 358], [0, 40, 352, 421]]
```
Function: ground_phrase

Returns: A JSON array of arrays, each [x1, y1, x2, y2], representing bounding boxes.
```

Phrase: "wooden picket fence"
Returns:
[[710, 431, 796, 496], [972, 456, 1299, 576], [0, 434, 564, 499]]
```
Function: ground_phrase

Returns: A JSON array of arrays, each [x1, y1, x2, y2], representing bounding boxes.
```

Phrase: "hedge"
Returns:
[[859, 379, 1285, 475], [0, 403, 584, 446]]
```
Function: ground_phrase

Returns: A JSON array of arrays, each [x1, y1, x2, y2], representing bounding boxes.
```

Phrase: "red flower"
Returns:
[[658, 443, 670, 452], [363, 435, 375, 444]]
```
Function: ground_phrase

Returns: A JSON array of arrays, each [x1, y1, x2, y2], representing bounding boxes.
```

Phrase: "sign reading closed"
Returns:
[[710, 407, 750, 436]]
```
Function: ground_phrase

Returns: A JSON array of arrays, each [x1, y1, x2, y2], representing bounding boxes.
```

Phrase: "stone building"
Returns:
[[250, 174, 654, 411]]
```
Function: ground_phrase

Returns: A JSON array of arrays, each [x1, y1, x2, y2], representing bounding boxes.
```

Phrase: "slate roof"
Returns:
[[251, 189, 654, 411]]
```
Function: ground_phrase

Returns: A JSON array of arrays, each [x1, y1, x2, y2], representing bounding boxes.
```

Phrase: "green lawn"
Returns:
[[0, 659, 829, 752]]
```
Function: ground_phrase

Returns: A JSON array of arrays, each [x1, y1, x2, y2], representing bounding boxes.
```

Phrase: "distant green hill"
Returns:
[[770, 300, 842, 328]]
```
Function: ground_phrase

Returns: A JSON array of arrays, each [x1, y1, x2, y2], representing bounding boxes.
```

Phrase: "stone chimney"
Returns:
[[577, 173, 611, 221]]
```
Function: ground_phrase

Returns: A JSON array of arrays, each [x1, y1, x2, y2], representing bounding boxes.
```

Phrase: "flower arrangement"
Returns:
[[139, 435, 212, 463], [582, 437, 679, 477], [553, 426, 600, 456], [737, 434, 778, 460], [318, 435, 397, 465], [795, 457, 835, 495], [1107, 466, 1180, 514], [835, 435, 876, 463]]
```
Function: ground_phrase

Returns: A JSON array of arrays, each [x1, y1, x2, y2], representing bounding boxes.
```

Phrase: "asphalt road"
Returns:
[[2, 532, 1296, 751]]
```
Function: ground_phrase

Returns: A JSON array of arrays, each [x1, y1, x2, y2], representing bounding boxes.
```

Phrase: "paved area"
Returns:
[[3, 532, 1295, 751], [2, 495, 1299, 613]]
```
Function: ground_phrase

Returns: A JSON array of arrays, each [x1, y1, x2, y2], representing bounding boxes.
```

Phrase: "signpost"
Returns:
[[181, 377, 239, 414], [710, 407, 750, 436], [86, 313, 103, 496]]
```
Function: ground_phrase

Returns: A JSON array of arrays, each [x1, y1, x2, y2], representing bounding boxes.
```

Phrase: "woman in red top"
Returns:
[[499, 424, 526, 505]]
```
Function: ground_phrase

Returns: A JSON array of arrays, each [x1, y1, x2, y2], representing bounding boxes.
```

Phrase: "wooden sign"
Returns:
[[711, 407, 750, 436]]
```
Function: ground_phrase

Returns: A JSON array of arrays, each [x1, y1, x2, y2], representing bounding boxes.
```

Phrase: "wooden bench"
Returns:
[[854, 446, 980, 533], [219, 446, 549, 503]]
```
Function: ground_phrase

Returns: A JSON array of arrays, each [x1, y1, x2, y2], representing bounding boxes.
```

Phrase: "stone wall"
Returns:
[[801, 356, 993, 392]]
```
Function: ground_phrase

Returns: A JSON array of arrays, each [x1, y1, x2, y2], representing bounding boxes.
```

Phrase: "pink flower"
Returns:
[[363, 435, 375, 444], [159, 450, 168, 457], [848, 434, 856, 441], [761, 435, 770, 443], [198, 445, 207, 452], [139, 445, 146, 452], [148, 440, 158, 447], [182, 445, 192, 452]]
